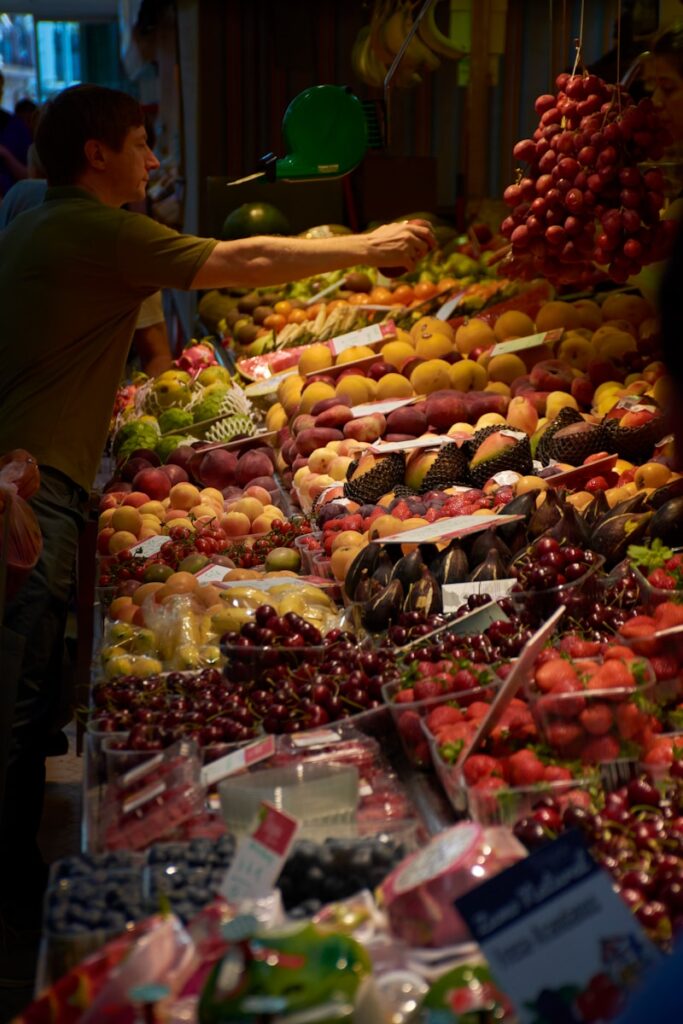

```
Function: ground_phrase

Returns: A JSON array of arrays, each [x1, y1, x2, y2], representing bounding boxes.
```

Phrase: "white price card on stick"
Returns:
[[436, 290, 467, 321], [328, 320, 397, 356], [127, 534, 168, 558], [442, 579, 517, 610], [201, 735, 275, 787], [369, 434, 459, 455], [375, 512, 523, 545], [453, 604, 565, 774], [220, 801, 299, 903], [489, 327, 563, 358], [351, 396, 418, 418]]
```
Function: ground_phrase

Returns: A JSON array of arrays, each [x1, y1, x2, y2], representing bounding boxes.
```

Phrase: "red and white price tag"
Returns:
[[220, 801, 300, 902], [201, 735, 275, 787], [128, 534, 168, 558], [375, 512, 523, 545]]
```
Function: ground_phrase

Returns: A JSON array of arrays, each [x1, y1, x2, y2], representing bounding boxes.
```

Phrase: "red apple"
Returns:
[[121, 456, 154, 482], [132, 467, 172, 501], [165, 446, 197, 474]]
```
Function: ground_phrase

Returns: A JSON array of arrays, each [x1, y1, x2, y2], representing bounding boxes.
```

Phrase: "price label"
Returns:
[[436, 290, 467, 321], [328, 320, 397, 356], [442, 579, 517, 611], [351, 396, 417, 418], [220, 802, 299, 903], [545, 453, 617, 489], [291, 729, 343, 749], [370, 435, 462, 455], [455, 831, 659, 1024], [201, 736, 275, 788], [489, 328, 562, 358], [128, 534, 168, 558], [375, 513, 523, 545]]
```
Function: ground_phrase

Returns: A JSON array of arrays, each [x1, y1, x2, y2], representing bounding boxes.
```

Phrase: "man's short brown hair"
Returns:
[[35, 84, 144, 187]]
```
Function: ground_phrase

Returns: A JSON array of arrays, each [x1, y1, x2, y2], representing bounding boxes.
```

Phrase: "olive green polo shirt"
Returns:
[[0, 186, 218, 491]]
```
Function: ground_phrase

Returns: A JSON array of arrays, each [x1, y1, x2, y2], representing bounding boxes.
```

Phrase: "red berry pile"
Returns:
[[503, 72, 675, 286], [225, 518, 313, 568], [513, 769, 683, 949]]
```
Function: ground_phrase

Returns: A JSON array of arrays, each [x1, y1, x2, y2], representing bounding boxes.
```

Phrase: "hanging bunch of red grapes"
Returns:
[[501, 71, 677, 287]]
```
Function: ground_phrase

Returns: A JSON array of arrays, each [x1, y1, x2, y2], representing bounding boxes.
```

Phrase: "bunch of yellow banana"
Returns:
[[352, 0, 462, 91]]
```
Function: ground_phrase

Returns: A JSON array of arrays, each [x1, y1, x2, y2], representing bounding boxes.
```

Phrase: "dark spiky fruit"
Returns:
[[405, 443, 469, 493], [468, 430, 533, 488], [603, 415, 668, 464], [344, 452, 405, 504], [546, 420, 606, 464], [534, 406, 584, 465]]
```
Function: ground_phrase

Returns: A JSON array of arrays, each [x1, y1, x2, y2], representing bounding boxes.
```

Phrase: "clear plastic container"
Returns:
[[218, 762, 360, 838], [631, 563, 683, 607], [529, 656, 657, 764], [382, 670, 502, 770], [294, 532, 323, 574], [508, 553, 606, 623]]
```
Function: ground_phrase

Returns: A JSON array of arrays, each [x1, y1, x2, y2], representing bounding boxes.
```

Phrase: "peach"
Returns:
[[121, 491, 153, 508], [343, 413, 386, 442], [132, 582, 164, 606], [236, 450, 275, 486], [330, 545, 360, 581], [131, 468, 171, 501], [484, 353, 527, 384], [164, 507, 191, 522], [221, 511, 251, 536], [506, 395, 538, 436], [244, 484, 273, 505], [99, 492, 124, 512], [200, 487, 225, 507], [329, 455, 353, 480], [231, 497, 265, 522], [448, 359, 488, 392], [196, 450, 238, 490], [251, 513, 279, 534], [108, 596, 135, 620], [97, 527, 116, 555], [169, 482, 201, 510], [138, 500, 167, 518], [315, 405, 354, 430], [108, 530, 139, 554], [308, 447, 338, 475], [111, 505, 143, 534], [98, 508, 116, 530]]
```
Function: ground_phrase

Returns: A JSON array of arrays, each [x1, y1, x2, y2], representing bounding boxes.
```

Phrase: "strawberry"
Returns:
[[539, 678, 587, 718], [648, 654, 680, 680], [546, 722, 583, 750], [463, 754, 502, 785], [579, 702, 613, 736], [543, 765, 573, 782], [648, 568, 676, 590], [397, 710, 423, 742], [653, 601, 683, 629], [642, 739, 674, 765], [559, 635, 602, 658], [615, 701, 646, 740], [424, 507, 439, 523], [391, 500, 412, 521], [410, 740, 431, 767], [665, 554, 683, 570], [435, 722, 473, 745], [450, 668, 479, 692], [394, 687, 415, 704], [587, 659, 633, 690], [470, 775, 507, 793], [580, 735, 621, 763], [464, 701, 492, 721], [620, 615, 656, 637], [426, 705, 463, 731], [535, 658, 579, 693], [603, 644, 639, 661], [414, 679, 443, 701], [507, 749, 546, 785]]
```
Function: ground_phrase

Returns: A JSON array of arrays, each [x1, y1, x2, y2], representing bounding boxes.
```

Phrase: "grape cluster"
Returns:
[[502, 72, 676, 286]]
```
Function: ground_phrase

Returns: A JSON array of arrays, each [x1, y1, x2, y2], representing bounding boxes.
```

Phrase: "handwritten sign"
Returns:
[[328, 320, 397, 356], [375, 513, 523, 545]]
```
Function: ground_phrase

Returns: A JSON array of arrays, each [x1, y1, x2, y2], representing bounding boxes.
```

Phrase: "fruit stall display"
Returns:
[[26, 104, 683, 1019]]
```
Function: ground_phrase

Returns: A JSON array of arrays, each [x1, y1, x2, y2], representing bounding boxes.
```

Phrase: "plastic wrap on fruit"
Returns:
[[417, 962, 513, 1022], [142, 592, 212, 669], [0, 449, 42, 599], [198, 920, 372, 1024], [378, 824, 526, 949]]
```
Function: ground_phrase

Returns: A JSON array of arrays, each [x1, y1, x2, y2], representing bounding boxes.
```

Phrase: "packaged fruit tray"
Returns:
[[382, 665, 502, 770]]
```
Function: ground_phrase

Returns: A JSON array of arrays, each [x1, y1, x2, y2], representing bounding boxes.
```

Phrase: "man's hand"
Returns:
[[364, 219, 437, 271]]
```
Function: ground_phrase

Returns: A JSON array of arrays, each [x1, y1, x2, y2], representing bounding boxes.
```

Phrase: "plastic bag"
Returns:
[[0, 450, 42, 600]]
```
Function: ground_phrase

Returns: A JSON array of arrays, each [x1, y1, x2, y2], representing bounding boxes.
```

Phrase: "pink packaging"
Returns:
[[378, 822, 525, 948]]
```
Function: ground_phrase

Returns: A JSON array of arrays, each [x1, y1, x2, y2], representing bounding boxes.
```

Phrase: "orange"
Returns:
[[132, 582, 164, 606], [273, 300, 292, 316], [306, 302, 325, 321], [108, 530, 138, 554], [111, 505, 142, 534], [108, 596, 135, 620], [392, 284, 414, 305], [413, 281, 438, 300], [263, 313, 287, 333], [326, 299, 349, 312], [287, 309, 308, 324], [348, 292, 371, 305], [163, 571, 199, 594], [369, 286, 394, 304], [330, 545, 359, 581]]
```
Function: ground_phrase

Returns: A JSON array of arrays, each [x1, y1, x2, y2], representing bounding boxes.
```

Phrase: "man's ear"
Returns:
[[83, 138, 107, 171]]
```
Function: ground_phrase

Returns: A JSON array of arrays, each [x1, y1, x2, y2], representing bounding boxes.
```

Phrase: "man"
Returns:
[[0, 84, 432, 941]]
